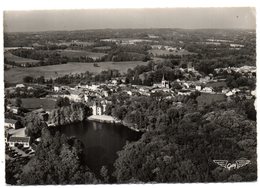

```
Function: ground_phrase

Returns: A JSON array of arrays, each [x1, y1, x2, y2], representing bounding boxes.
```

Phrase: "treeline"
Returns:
[[112, 95, 257, 183], [10, 49, 68, 66], [226, 73, 256, 90], [125, 60, 191, 86], [100, 44, 152, 62], [5, 86, 48, 99], [23, 69, 121, 85]]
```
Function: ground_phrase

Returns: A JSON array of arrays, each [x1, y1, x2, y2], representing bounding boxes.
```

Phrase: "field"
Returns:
[[58, 49, 107, 59], [149, 49, 195, 56], [5, 52, 40, 65], [4, 61, 148, 83], [10, 98, 56, 111]]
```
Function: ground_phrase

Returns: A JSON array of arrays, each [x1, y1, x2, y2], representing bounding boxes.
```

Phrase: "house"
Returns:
[[127, 91, 133, 96], [86, 84, 99, 91], [183, 83, 190, 89], [68, 90, 82, 102], [111, 79, 118, 85], [187, 62, 195, 72], [151, 45, 163, 50], [201, 87, 214, 93], [226, 91, 233, 97], [7, 105, 20, 114], [5, 119, 19, 129], [178, 90, 191, 96], [47, 122, 56, 127], [222, 88, 229, 94], [54, 86, 60, 92], [195, 85, 202, 91], [92, 101, 107, 115], [16, 84, 25, 88], [232, 88, 241, 94], [8, 136, 30, 147], [5, 130, 10, 143]]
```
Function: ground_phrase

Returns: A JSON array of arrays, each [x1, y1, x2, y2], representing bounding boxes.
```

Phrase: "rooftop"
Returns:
[[5, 118, 17, 124], [9, 136, 30, 143]]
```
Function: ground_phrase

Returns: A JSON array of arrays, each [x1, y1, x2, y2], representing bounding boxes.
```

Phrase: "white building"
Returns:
[[232, 88, 241, 94], [178, 90, 191, 96], [226, 91, 234, 97], [195, 85, 202, 91], [16, 84, 25, 88], [222, 88, 229, 94], [54, 86, 60, 92], [201, 87, 213, 93]]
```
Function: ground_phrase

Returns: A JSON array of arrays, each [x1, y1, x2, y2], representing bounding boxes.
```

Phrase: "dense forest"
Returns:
[[110, 94, 256, 182], [20, 127, 100, 184]]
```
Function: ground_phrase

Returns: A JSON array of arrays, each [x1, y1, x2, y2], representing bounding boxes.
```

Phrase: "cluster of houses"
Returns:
[[214, 66, 256, 75], [4, 61, 256, 151], [100, 38, 154, 45], [151, 45, 182, 52], [49, 63, 256, 114]]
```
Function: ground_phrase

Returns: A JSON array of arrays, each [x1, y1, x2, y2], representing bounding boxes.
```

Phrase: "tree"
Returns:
[[23, 112, 47, 139], [55, 97, 70, 108], [15, 98, 22, 107], [23, 76, 34, 83]]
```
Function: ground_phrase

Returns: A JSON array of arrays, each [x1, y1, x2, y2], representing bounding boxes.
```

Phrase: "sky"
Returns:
[[4, 7, 256, 32]]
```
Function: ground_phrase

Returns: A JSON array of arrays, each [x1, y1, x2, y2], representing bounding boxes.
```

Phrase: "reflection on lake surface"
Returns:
[[59, 120, 142, 175]]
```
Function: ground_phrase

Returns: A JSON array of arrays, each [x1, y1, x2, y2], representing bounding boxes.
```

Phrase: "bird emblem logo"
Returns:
[[213, 160, 250, 170]]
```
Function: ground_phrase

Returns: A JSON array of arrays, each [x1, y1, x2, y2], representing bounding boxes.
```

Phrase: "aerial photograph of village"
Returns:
[[3, 7, 256, 185]]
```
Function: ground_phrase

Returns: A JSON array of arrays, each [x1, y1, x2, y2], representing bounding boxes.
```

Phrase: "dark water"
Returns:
[[59, 120, 142, 176]]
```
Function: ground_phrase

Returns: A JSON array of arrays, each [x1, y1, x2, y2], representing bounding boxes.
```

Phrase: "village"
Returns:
[[4, 59, 256, 162]]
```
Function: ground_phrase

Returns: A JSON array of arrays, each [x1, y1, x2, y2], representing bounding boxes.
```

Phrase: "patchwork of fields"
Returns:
[[4, 61, 149, 83]]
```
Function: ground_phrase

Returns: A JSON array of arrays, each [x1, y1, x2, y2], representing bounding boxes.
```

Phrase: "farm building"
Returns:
[[8, 136, 30, 147], [5, 119, 19, 129]]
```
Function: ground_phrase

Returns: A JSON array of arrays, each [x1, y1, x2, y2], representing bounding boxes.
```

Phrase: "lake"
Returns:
[[59, 120, 142, 176]]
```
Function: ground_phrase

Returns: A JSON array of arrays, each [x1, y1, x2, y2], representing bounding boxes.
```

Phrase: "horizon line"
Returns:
[[4, 27, 256, 34]]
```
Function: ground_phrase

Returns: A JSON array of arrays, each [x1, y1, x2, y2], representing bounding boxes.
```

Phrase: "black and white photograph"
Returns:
[[0, 1, 257, 186]]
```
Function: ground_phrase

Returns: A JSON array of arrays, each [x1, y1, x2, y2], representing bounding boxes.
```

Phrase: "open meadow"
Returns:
[[5, 52, 40, 65], [4, 61, 148, 83]]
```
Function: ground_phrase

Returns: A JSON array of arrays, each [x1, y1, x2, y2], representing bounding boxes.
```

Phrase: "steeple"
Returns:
[[162, 74, 165, 81]]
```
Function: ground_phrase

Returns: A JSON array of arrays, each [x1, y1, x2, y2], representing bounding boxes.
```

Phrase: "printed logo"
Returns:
[[213, 160, 250, 170]]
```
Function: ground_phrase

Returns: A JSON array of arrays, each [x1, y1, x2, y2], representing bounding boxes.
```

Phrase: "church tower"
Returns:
[[161, 74, 170, 88]]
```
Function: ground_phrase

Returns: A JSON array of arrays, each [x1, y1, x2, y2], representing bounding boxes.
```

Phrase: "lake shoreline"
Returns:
[[87, 115, 142, 132]]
